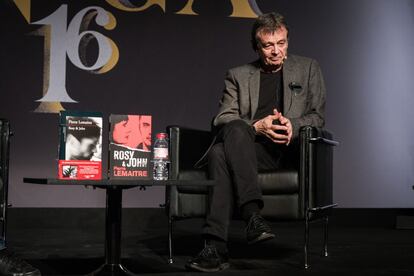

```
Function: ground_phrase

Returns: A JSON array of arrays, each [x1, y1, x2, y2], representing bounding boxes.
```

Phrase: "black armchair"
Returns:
[[165, 125, 338, 269], [0, 119, 11, 250]]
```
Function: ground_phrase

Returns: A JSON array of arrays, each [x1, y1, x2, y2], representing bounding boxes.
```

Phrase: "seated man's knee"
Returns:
[[221, 120, 254, 139]]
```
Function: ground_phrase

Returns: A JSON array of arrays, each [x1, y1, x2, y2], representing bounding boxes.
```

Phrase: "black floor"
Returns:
[[5, 208, 414, 276]]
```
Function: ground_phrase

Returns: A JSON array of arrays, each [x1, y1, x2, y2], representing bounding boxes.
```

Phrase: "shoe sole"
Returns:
[[186, 262, 230, 272], [247, 232, 276, 245]]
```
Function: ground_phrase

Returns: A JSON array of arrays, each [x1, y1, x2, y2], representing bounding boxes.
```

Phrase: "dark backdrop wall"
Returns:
[[0, 0, 413, 208]]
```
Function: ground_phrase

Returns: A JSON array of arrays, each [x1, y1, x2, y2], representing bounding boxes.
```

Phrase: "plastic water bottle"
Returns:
[[153, 133, 169, 180]]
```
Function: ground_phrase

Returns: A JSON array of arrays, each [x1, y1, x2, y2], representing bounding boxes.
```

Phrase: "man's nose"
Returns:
[[271, 45, 279, 55]]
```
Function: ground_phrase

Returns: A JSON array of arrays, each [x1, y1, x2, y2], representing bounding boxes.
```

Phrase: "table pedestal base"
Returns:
[[88, 264, 136, 276], [88, 188, 137, 276]]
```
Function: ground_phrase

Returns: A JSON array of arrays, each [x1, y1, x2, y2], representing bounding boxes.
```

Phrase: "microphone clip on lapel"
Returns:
[[289, 82, 302, 95]]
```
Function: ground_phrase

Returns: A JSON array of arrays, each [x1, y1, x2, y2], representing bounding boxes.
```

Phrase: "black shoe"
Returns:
[[0, 250, 41, 276], [245, 213, 275, 245], [185, 245, 229, 272]]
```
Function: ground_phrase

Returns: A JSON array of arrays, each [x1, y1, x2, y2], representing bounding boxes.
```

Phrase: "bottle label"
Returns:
[[154, 148, 168, 159]]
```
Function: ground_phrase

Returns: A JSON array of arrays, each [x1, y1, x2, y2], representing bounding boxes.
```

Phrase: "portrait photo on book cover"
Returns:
[[111, 115, 152, 152], [64, 116, 103, 161]]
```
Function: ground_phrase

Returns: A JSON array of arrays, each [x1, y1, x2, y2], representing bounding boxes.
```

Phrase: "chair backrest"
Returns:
[[168, 126, 212, 177], [0, 119, 11, 249]]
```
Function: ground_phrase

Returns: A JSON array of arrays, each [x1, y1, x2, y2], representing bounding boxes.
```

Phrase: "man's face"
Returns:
[[256, 26, 289, 70], [112, 115, 141, 148], [74, 137, 99, 160], [139, 116, 152, 147]]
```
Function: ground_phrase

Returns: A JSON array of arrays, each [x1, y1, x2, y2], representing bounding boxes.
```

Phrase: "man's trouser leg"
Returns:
[[203, 120, 266, 241]]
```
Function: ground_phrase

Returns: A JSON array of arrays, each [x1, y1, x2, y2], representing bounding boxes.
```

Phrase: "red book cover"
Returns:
[[109, 114, 152, 179], [58, 111, 103, 180]]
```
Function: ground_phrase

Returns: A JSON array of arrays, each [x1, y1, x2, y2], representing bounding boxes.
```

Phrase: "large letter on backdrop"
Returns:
[[14, 1, 119, 113], [174, 0, 262, 17], [175, 0, 197, 15], [105, 0, 165, 12], [105, 0, 261, 17], [229, 0, 262, 18]]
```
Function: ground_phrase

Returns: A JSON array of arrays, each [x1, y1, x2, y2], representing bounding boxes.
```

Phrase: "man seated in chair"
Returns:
[[186, 12, 326, 272]]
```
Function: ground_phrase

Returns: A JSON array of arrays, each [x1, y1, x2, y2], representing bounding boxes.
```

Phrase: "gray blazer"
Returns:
[[213, 54, 326, 138]]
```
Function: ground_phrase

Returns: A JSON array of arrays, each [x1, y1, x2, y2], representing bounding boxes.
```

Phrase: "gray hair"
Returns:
[[251, 12, 289, 51]]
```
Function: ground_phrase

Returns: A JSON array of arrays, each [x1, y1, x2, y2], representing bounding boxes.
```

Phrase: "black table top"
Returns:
[[23, 177, 214, 187]]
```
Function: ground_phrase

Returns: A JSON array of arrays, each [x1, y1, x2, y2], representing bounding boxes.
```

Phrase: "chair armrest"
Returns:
[[168, 126, 211, 139], [167, 126, 213, 179], [309, 137, 339, 147], [307, 127, 339, 147], [300, 126, 338, 143], [299, 126, 339, 215]]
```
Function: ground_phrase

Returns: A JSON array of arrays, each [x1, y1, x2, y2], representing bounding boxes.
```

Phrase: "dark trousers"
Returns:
[[203, 120, 285, 241]]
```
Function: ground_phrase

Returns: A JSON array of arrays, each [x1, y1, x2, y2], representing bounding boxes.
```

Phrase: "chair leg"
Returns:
[[0, 202, 5, 250], [323, 216, 329, 257], [168, 217, 174, 264], [304, 210, 310, 270]]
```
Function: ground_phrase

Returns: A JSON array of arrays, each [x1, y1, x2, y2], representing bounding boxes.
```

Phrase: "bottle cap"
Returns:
[[156, 133, 168, 139]]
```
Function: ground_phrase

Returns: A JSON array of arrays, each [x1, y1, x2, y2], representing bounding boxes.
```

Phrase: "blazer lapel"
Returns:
[[249, 66, 261, 120], [282, 56, 295, 114]]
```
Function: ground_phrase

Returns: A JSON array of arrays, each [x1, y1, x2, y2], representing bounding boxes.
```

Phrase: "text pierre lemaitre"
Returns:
[[68, 119, 94, 131], [113, 150, 149, 177]]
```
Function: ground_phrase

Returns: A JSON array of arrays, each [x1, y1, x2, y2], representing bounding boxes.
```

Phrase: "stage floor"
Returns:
[[5, 208, 414, 275]]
